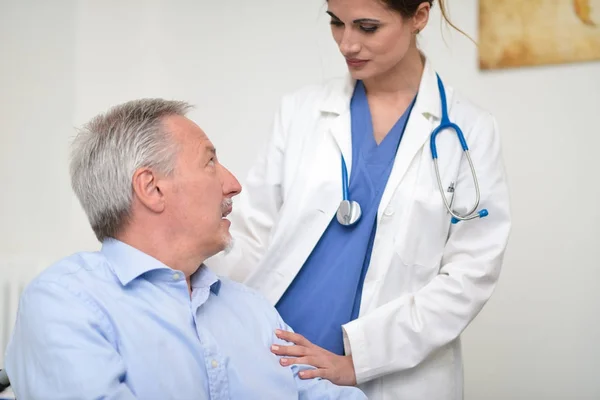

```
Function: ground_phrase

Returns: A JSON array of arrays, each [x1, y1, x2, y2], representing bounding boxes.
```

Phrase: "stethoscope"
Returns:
[[336, 74, 489, 227]]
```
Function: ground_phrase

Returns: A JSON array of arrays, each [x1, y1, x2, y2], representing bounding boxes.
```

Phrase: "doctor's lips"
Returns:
[[345, 58, 368, 68]]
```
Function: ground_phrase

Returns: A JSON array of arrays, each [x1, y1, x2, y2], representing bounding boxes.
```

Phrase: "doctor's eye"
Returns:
[[330, 19, 344, 27], [359, 24, 379, 33]]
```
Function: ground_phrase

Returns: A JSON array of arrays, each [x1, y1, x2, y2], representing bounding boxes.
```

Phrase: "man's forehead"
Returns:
[[163, 114, 209, 143]]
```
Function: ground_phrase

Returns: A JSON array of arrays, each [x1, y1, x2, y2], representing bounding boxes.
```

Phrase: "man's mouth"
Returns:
[[221, 199, 233, 218]]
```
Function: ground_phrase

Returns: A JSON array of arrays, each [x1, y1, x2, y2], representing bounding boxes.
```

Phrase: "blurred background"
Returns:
[[1, 1, 599, 398]]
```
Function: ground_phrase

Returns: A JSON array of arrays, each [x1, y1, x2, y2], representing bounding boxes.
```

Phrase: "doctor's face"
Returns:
[[327, 0, 421, 81], [160, 115, 242, 258]]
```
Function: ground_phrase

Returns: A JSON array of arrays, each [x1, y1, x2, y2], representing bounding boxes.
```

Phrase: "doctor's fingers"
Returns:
[[274, 329, 315, 347], [279, 356, 322, 369], [297, 367, 329, 380], [271, 343, 310, 357]]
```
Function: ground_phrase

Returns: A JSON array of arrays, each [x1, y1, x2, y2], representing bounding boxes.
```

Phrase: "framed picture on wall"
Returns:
[[478, 0, 600, 69]]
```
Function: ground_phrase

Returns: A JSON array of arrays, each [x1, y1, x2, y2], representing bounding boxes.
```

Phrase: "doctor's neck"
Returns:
[[362, 47, 424, 97]]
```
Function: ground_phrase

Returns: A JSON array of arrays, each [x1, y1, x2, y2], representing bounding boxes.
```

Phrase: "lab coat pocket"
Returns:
[[393, 190, 450, 272]]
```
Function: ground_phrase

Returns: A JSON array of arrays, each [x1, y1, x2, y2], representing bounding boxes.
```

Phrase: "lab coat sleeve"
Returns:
[[341, 112, 511, 383], [206, 96, 292, 282], [5, 280, 137, 400]]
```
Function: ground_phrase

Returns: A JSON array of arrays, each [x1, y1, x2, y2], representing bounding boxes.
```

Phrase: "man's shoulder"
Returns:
[[10, 251, 118, 338], [25, 250, 114, 296]]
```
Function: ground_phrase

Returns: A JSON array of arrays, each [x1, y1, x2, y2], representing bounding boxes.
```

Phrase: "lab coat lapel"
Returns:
[[378, 109, 432, 216], [321, 76, 355, 178], [378, 60, 442, 217], [328, 110, 352, 176]]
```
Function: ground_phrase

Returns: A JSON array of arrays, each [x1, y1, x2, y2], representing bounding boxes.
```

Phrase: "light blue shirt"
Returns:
[[5, 239, 366, 400], [277, 81, 416, 355]]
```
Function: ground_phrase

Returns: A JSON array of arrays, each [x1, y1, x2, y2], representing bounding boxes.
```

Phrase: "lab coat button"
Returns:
[[211, 360, 219, 368], [384, 207, 395, 216]]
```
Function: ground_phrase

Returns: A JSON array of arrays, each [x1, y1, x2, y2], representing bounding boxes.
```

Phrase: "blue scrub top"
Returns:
[[276, 81, 416, 355]]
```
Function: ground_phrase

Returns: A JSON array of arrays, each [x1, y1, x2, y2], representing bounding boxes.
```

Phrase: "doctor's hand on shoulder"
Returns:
[[271, 329, 357, 386]]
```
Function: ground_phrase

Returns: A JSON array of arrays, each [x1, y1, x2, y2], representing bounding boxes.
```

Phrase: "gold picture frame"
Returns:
[[479, 0, 600, 70]]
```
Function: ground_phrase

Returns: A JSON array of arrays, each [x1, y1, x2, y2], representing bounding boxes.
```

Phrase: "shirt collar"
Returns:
[[101, 238, 221, 294], [191, 265, 221, 295]]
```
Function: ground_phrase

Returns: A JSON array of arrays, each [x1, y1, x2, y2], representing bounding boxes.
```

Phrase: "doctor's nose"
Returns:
[[339, 31, 361, 56]]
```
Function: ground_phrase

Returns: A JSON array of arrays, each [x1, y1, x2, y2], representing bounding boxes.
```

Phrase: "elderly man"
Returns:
[[5, 99, 366, 400]]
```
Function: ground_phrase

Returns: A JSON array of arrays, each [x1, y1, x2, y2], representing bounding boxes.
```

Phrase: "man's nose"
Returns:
[[221, 165, 242, 197]]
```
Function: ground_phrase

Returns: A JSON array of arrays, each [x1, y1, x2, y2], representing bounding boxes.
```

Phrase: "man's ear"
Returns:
[[132, 167, 165, 213]]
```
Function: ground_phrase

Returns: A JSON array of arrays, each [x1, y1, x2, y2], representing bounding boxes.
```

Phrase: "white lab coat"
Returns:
[[207, 58, 511, 400]]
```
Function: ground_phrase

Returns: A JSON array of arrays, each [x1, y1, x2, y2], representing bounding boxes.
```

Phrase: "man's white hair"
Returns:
[[70, 98, 193, 241]]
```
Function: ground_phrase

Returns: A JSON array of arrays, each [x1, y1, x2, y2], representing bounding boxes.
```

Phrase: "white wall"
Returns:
[[1, 1, 599, 398]]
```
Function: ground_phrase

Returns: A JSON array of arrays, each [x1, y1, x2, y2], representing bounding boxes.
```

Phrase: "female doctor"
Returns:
[[208, 0, 511, 398]]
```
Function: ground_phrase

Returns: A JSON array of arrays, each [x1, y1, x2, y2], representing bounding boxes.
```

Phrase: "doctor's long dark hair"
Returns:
[[330, 0, 472, 42], [383, 0, 472, 41]]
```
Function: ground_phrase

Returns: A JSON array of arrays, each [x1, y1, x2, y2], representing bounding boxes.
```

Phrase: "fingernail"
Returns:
[[299, 371, 305, 377], [281, 359, 288, 365], [275, 329, 282, 335], [271, 345, 279, 351]]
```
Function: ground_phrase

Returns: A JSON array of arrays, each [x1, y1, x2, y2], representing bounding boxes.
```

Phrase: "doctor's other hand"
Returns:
[[272, 329, 357, 386]]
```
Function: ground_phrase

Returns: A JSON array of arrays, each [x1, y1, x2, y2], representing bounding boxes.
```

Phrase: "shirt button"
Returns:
[[172, 273, 180, 280], [384, 207, 395, 216], [211, 360, 219, 368]]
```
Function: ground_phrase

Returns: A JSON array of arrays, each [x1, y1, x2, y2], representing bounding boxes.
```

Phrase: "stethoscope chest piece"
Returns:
[[336, 199, 362, 226]]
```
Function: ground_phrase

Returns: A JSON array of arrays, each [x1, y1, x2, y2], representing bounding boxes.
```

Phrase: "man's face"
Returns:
[[160, 115, 241, 258]]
